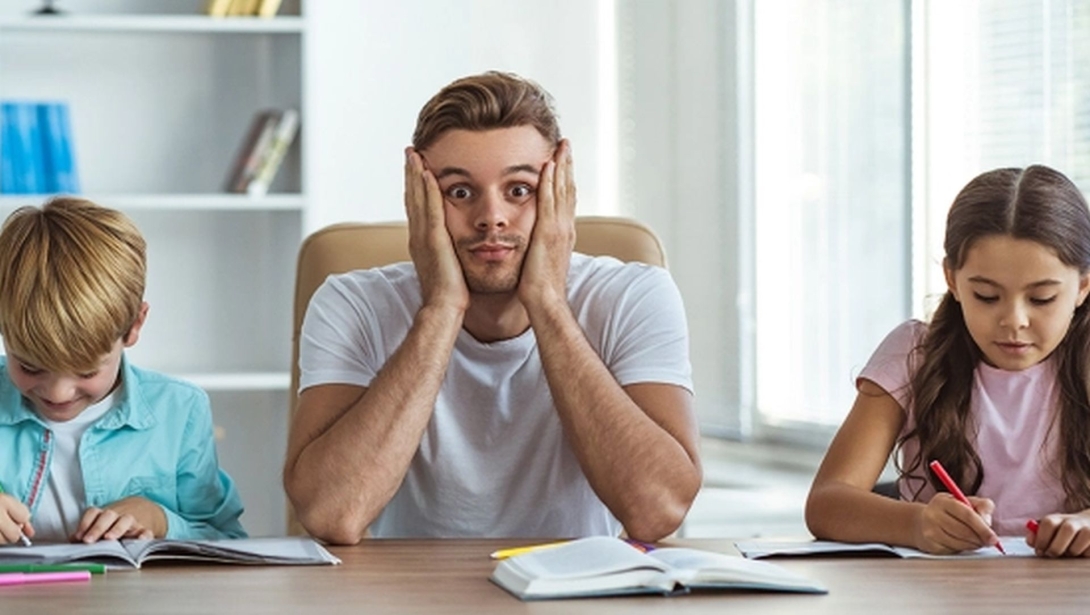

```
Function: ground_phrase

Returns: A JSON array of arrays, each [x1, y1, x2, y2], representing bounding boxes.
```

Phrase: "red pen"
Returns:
[[928, 459, 1006, 555], [1027, 519, 1039, 533]]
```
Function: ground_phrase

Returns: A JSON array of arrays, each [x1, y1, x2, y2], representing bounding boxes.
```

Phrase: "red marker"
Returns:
[[1027, 519, 1039, 533], [929, 460, 1007, 555]]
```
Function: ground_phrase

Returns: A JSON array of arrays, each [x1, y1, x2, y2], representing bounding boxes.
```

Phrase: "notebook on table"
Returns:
[[0, 537, 340, 570]]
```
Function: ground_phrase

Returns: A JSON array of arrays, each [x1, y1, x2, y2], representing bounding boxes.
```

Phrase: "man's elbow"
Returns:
[[619, 476, 701, 542], [284, 473, 370, 545], [293, 501, 369, 546]]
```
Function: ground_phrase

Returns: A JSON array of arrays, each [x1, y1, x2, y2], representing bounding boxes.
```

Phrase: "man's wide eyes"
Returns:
[[447, 186, 472, 199], [510, 185, 532, 198]]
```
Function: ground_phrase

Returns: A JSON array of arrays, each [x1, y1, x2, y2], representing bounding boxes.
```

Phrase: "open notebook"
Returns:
[[735, 537, 1035, 559], [0, 537, 340, 569], [490, 536, 826, 600]]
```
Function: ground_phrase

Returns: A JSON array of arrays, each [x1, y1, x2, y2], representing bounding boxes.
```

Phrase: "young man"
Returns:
[[284, 72, 701, 544]]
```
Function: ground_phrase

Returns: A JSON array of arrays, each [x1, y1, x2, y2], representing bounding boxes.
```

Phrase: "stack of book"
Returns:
[[205, 0, 283, 17], [225, 108, 300, 197], [0, 100, 79, 196]]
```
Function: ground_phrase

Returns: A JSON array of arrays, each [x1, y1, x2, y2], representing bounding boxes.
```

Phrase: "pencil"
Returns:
[[0, 481, 33, 547], [928, 459, 1006, 555], [489, 540, 570, 560]]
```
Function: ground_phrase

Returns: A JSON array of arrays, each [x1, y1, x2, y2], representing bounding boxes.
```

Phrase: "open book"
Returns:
[[490, 536, 826, 600], [0, 537, 340, 569], [735, 537, 1035, 559]]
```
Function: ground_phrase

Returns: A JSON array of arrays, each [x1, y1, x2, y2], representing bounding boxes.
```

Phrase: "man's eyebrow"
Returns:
[[434, 166, 471, 181], [503, 164, 539, 176]]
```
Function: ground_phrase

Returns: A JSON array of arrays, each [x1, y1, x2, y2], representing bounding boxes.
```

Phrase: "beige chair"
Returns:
[[286, 216, 667, 535]]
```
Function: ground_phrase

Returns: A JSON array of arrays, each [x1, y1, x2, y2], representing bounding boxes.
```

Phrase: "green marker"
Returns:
[[0, 563, 107, 575], [0, 481, 34, 547]]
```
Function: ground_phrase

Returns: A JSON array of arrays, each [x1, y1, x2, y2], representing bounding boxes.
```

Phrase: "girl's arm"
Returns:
[[805, 379, 999, 554]]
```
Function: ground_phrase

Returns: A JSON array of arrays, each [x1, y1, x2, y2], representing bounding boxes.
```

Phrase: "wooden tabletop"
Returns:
[[2, 538, 1088, 614]]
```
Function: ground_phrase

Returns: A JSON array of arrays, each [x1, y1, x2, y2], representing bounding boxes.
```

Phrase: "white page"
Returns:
[[504, 537, 666, 580], [736, 537, 1035, 559]]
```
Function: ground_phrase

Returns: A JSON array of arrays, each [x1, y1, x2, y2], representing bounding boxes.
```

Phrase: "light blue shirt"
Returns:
[[0, 355, 246, 539]]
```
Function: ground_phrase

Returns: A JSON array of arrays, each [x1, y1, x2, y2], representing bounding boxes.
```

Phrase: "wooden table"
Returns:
[[2, 539, 1088, 614]]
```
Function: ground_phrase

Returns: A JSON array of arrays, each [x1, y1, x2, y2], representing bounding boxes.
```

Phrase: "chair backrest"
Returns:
[[286, 215, 666, 534]]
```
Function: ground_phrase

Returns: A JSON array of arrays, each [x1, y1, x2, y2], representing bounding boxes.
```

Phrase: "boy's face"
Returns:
[[421, 125, 554, 294], [5, 338, 127, 423]]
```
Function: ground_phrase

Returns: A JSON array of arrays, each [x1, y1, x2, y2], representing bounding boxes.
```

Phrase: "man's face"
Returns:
[[421, 126, 553, 294]]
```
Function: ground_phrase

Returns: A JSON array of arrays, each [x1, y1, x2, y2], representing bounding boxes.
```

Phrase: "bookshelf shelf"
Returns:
[[0, 15, 304, 34], [0, 194, 305, 211], [178, 371, 291, 392], [0, 0, 305, 537]]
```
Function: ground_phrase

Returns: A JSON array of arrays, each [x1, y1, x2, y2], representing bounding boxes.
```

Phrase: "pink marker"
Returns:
[[0, 571, 91, 587]]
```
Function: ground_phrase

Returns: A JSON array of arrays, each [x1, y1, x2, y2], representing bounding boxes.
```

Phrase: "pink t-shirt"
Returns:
[[859, 320, 1066, 535]]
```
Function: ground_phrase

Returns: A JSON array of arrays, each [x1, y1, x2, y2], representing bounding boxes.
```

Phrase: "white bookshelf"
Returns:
[[0, 0, 305, 537]]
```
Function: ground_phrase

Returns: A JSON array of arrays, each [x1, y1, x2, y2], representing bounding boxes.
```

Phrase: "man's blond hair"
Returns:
[[0, 197, 146, 373]]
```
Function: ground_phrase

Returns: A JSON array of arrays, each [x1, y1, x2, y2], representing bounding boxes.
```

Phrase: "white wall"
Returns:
[[618, 0, 748, 434], [305, 0, 608, 231]]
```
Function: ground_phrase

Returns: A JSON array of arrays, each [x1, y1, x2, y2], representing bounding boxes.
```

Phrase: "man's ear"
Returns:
[[943, 258, 960, 302], [122, 302, 150, 348]]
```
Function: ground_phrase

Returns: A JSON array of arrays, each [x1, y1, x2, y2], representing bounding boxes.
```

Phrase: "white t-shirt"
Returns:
[[299, 253, 693, 538], [34, 390, 118, 542], [859, 320, 1066, 535]]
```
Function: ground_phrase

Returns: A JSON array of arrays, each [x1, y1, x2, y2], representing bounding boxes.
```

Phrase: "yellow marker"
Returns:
[[489, 540, 570, 560]]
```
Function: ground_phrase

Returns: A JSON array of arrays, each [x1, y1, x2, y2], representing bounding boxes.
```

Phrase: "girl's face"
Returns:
[[946, 235, 1090, 371]]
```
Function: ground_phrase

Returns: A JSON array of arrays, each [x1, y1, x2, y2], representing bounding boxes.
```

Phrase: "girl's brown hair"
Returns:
[[0, 197, 146, 373], [898, 165, 1090, 511]]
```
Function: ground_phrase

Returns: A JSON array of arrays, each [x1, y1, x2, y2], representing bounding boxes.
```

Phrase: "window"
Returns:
[[915, 0, 1090, 305], [753, 0, 911, 435]]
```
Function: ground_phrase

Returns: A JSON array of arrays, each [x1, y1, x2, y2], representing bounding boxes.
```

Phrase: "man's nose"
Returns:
[[474, 190, 509, 231]]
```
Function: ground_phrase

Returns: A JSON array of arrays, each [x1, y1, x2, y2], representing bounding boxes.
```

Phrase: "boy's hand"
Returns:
[[404, 147, 469, 312], [912, 492, 999, 554], [519, 139, 576, 308], [73, 496, 166, 543], [0, 493, 35, 545], [1028, 512, 1090, 557]]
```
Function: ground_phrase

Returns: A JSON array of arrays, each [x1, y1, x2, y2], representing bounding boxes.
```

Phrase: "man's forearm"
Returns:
[[287, 305, 463, 543], [528, 300, 701, 541]]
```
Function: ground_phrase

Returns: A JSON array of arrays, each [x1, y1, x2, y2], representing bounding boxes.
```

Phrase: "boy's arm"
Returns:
[[164, 395, 246, 540]]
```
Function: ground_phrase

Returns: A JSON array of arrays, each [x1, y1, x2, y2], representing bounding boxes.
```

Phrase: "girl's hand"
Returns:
[[912, 492, 999, 554], [0, 493, 34, 545], [73, 496, 166, 543], [1027, 512, 1090, 557]]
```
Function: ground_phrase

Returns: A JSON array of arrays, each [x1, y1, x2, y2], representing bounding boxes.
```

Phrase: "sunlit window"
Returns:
[[753, 0, 910, 434]]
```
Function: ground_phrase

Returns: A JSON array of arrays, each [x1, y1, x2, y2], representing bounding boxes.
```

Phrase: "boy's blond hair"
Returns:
[[0, 197, 146, 373]]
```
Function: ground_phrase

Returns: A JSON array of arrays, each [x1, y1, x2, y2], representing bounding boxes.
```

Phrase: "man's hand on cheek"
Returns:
[[404, 147, 469, 312], [520, 139, 577, 306]]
